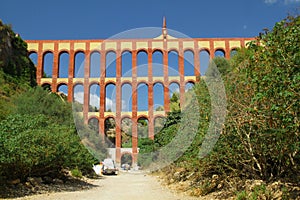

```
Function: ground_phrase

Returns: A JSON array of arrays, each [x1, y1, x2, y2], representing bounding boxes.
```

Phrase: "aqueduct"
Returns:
[[26, 18, 254, 166]]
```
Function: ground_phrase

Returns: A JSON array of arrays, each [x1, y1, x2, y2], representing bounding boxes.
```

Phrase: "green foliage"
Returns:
[[235, 184, 272, 200], [12, 87, 73, 125], [149, 14, 300, 197], [138, 138, 155, 167], [137, 118, 149, 140], [236, 190, 248, 200], [0, 21, 37, 121], [216, 15, 300, 180], [206, 56, 231, 77], [71, 167, 83, 178], [0, 114, 95, 181], [0, 68, 31, 121], [0, 87, 104, 182], [170, 92, 180, 111], [0, 20, 36, 87], [74, 114, 107, 162]]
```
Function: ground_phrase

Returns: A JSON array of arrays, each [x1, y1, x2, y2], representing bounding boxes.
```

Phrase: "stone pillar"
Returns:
[[209, 39, 214, 59], [115, 44, 122, 164], [99, 49, 106, 139], [194, 41, 200, 81], [163, 43, 169, 112], [51, 43, 59, 93], [131, 47, 138, 165], [225, 40, 230, 59], [67, 42, 75, 103], [83, 42, 90, 124], [147, 45, 154, 139], [178, 41, 185, 108], [36, 42, 43, 85]]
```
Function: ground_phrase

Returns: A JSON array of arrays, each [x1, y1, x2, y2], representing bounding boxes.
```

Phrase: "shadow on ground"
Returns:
[[0, 176, 102, 199]]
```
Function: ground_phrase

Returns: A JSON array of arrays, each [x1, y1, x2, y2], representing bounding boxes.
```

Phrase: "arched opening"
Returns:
[[137, 51, 148, 77], [121, 83, 132, 112], [57, 84, 68, 97], [230, 48, 238, 58], [106, 51, 116, 77], [88, 117, 99, 133], [154, 116, 166, 135], [105, 83, 116, 112], [74, 52, 85, 78], [138, 117, 149, 142], [184, 50, 194, 76], [169, 82, 180, 111], [168, 50, 179, 76], [152, 50, 163, 77], [29, 52, 38, 66], [73, 84, 84, 112], [89, 83, 100, 112], [185, 82, 194, 92], [105, 117, 116, 147], [121, 117, 132, 148], [58, 52, 69, 78], [121, 153, 133, 167], [42, 83, 51, 91], [42, 52, 53, 78], [214, 49, 225, 58], [137, 83, 148, 111], [90, 51, 101, 78], [121, 51, 132, 77], [199, 50, 210, 76], [169, 82, 180, 97], [153, 82, 164, 111]]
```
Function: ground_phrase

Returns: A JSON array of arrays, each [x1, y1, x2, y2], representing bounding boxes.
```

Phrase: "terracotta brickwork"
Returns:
[[26, 25, 254, 165]]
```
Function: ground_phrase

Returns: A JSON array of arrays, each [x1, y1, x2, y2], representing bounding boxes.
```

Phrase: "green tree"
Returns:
[[206, 15, 300, 181], [0, 114, 96, 181], [170, 92, 180, 111]]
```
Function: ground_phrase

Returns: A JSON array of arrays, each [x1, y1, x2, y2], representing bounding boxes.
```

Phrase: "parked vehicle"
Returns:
[[102, 158, 118, 175]]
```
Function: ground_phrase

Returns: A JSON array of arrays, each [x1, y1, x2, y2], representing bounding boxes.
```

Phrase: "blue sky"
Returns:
[[1, 0, 299, 111], [1, 0, 299, 40]]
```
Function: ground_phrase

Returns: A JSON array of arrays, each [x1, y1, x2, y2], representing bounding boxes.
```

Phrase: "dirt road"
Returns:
[[15, 171, 202, 200]]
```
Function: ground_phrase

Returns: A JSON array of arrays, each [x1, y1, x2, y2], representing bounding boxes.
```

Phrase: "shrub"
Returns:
[[0, 114, 95, 181], [71, 167, 83, 178]]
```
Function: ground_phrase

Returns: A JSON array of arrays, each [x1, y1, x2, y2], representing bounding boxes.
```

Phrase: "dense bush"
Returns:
[[142, 15, 299, 197], [0, 87, 107, 182], [0, 114, 95, 181], [0, 21, 105, 183], [205, 15, 300, 181]]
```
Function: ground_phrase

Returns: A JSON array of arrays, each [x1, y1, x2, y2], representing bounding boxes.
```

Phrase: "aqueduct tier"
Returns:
[[26, 28, 254, 165]]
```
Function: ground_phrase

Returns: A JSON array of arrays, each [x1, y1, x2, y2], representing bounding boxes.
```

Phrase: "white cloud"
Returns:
[[74, 91, 84, 104], [264, 0, 300, 4], [73, 92, 129, 111], [89, 93, 100, 108]]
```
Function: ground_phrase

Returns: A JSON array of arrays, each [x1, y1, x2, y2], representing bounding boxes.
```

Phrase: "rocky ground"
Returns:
[[0, 175, 98, 199], [156, 169, 300, 199], [0, 171, 205, 200], [1, 170, 299, 200]]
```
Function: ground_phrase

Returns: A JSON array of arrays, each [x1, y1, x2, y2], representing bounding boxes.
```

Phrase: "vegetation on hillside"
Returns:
[[0, 20, 36, 87], [140, 15, 300, 198], [0, 21, 105, 186]]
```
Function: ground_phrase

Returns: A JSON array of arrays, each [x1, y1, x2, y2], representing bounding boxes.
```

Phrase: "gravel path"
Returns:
[[14, 171, 202, 200]]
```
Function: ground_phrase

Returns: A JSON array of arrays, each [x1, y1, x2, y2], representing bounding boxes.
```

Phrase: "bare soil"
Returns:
[[8, 171, 211, 200]]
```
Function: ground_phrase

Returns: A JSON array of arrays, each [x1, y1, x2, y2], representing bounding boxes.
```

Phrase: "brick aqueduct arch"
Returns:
[[26, 19, 254, 166]]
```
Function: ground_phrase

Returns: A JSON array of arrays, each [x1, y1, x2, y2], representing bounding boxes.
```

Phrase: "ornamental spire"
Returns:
[[162, 16, 167, 40]]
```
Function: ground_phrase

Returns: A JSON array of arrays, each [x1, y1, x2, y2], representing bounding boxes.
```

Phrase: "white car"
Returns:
[[102, 158, 118, 175]]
